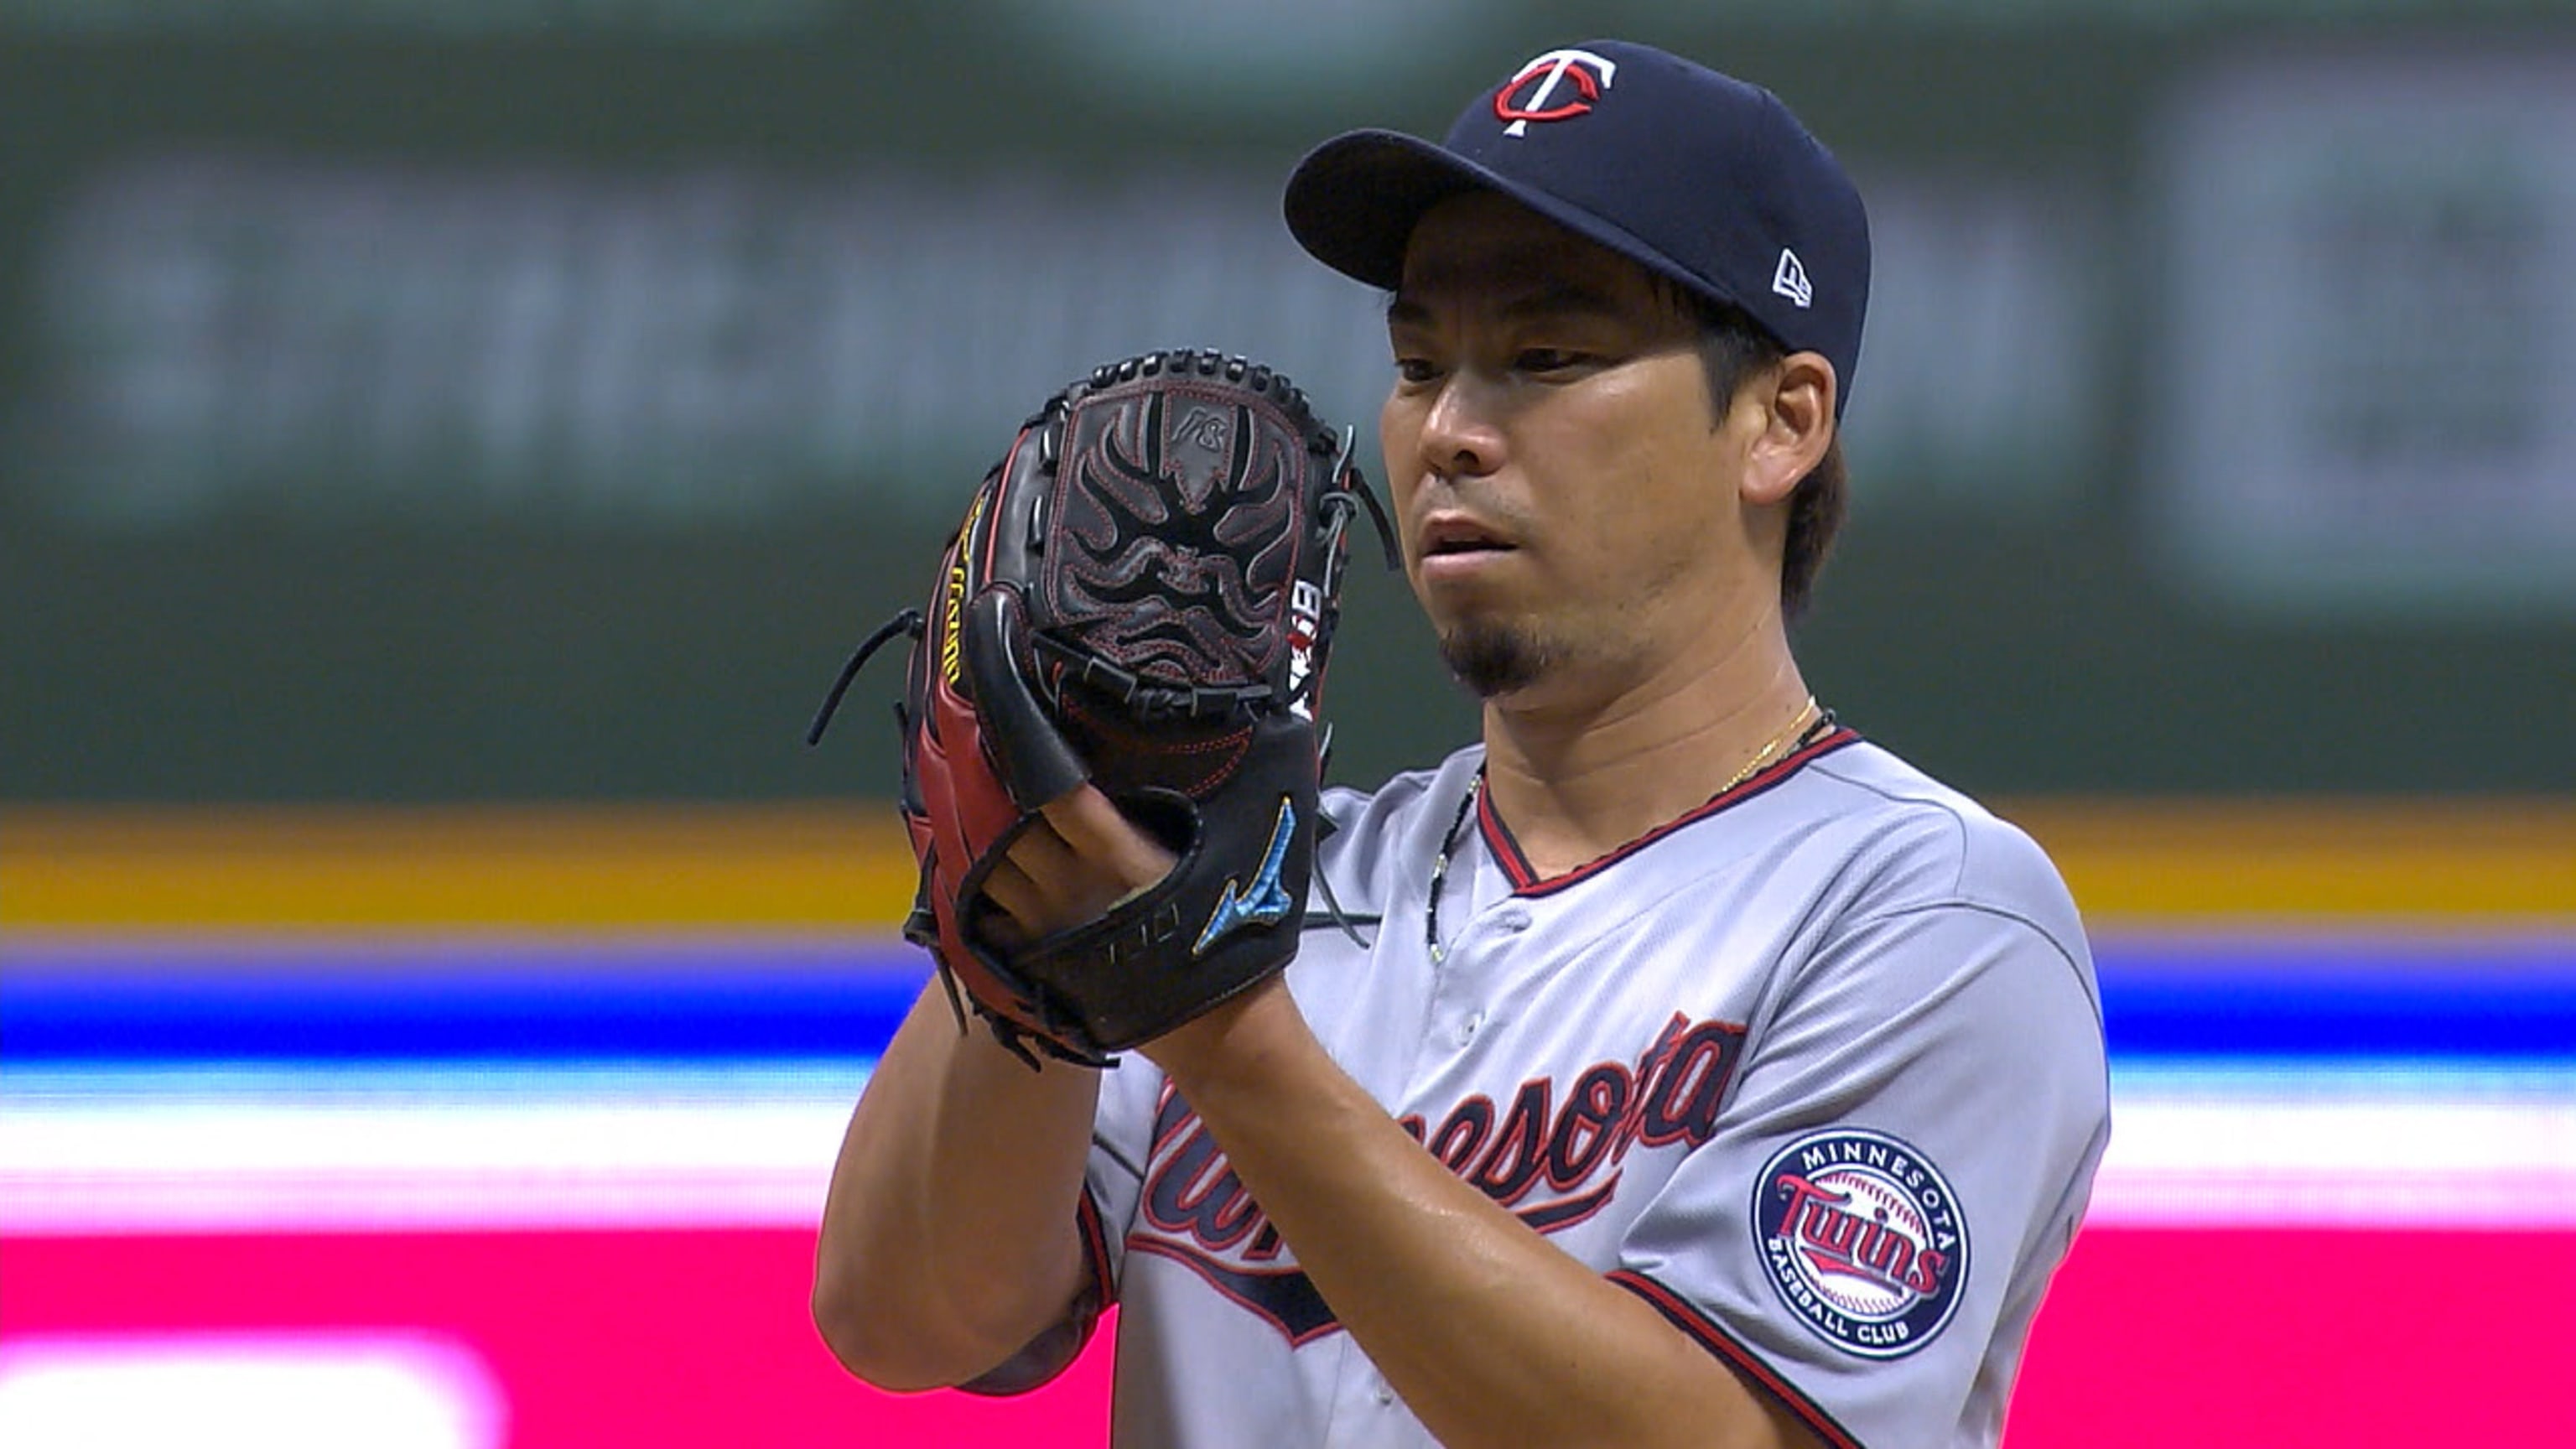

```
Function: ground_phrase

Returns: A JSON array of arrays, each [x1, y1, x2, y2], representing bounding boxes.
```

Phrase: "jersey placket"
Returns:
[[1418, 831, 1535, 1073], [1324, 807, 1534, 1439]]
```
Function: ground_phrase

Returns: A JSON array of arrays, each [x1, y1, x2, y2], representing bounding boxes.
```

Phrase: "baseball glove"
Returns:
[[809, 349, 1392, 1067]]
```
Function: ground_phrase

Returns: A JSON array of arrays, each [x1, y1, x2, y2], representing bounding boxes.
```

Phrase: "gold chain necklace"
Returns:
[[1426, 696, 1829, 963], [1716, 695, 1823, 795]]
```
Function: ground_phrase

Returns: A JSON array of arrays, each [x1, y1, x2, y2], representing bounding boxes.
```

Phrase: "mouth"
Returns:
[[1417, 514, 1518, 564]]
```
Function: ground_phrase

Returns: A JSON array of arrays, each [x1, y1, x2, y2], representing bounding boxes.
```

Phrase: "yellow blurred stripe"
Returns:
[[1, 800, 2568, 931], [0, 806, 920, 930], [2007, 798, 2575, 922]]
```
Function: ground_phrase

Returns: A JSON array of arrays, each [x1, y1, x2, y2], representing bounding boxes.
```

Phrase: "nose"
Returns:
[[1413, 372, 1505, 482]]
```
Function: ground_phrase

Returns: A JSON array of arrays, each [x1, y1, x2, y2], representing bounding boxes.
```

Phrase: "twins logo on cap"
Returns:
[[1753, 1129, 1969, 1358], [1493, 48, 1616, 137]]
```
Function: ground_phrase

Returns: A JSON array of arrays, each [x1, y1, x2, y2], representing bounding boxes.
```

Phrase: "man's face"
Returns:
[[1380, 191, 1769, 705]]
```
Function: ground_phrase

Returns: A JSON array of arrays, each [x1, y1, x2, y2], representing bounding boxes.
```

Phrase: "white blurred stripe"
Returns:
[[2090, 1062, 2576, 1228], [0, 1067, 859, 1234], [2, 1063, 2569, 1233], [0, 1333, 504, 1449]]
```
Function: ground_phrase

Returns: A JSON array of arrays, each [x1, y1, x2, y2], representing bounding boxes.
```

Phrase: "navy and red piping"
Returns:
[[1482, 727, 1860, 896], [1076, 1186, 1119, 1310], [1607, 1270, 1866, 1449]]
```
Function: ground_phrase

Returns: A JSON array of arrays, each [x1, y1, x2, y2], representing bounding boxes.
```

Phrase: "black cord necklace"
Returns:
[[1424, 702, 1837, 964], [1425, 775, 1483, 965]]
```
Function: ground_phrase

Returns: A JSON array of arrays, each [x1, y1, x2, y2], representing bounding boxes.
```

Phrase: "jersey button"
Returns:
[[1497, 908, 1532, 934], [1457, 1011, 1484, 1046]]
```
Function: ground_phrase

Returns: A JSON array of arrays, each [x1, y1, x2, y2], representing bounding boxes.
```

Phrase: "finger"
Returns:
[[1035, 785, 1130, 857], [977, 855, 1047, 933], [1001, 814, 1083, 893], [1040, 786, 1180, 890], [984, 820, 1109, 939]]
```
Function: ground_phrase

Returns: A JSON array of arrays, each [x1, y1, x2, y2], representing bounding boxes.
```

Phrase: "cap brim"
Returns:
[[1283, 130, 1493, 291], [1283, 128, 1748, 320]]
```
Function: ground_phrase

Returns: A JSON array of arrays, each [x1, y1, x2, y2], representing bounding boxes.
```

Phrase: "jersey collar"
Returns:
[[1478, 726, 1861, 897]]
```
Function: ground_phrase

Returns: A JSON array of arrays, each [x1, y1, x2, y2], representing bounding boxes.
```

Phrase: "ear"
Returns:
[[1740, 351, 1836, 507]]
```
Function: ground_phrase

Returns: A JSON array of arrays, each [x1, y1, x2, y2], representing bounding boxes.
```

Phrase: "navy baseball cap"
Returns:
[[1283, 40, 1871, 414]]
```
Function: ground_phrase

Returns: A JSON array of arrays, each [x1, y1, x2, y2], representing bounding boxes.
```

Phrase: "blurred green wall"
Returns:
[[4, 3, 2571, 802]]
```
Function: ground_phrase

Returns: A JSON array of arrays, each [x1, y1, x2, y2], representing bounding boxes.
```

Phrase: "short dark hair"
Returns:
[[1683, 295, 1847, 621]]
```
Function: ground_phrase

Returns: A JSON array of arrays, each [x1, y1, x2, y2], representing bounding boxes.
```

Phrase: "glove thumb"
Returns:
[[963, 587, 1090, 809]]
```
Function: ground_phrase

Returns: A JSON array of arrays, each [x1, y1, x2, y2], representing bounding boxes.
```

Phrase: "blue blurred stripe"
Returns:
[[2093, 935, 2576, 1059], [3, 935, 2572, 1063], [0, 941, 930, 1062]]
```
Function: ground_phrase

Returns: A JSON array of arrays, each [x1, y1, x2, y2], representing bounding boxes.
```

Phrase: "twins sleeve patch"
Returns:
[[1753, 1129, 1970, 1359]]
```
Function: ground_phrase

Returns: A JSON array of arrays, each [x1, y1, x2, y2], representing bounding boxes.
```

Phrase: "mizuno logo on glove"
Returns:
[[1196, 798, 1298, 955]]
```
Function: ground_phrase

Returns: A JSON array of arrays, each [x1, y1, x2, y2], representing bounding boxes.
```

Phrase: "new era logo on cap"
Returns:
[[1773, 248, 1813, 309]]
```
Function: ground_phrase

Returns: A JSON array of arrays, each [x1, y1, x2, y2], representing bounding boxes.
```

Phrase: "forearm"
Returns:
[[1156, 990, 1809, 1449], [813, 982, 1103, 1389]]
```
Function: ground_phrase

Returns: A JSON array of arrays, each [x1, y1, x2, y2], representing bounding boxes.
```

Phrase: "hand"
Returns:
[[979, 785, 1179, 945]]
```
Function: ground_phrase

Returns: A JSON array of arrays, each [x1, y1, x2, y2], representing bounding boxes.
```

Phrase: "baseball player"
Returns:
[[814, 39, 2111, 1449]]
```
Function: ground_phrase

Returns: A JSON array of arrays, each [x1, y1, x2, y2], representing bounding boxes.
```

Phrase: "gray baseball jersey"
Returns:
[[1056, 730, 2110, 1448]]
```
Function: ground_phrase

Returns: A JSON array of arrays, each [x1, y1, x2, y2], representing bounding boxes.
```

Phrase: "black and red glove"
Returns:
[[811, 349, 1390, 1067]]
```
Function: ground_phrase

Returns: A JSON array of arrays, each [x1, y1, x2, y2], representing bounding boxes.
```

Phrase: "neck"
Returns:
[[1477, 616, 1814, 877]]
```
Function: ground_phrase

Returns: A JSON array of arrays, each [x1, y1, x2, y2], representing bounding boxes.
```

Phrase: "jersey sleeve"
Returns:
[[1084, 1049, 1166, 1293], [1607, 896, 2111, 1449], [955, 1057, 1162, 1397]]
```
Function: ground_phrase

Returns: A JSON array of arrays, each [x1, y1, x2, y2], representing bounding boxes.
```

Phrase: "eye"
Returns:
[[1514, 347, 1587, 375], [1393, 356, 1442, 386]]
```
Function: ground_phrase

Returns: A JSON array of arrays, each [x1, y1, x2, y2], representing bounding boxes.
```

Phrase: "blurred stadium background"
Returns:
[[3, 3, 2571, 1444]]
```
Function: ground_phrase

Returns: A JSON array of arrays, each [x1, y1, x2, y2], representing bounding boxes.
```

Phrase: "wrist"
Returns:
[[1140, 976, 1309, 1093]]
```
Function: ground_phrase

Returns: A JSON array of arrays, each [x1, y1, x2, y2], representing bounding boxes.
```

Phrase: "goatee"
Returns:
[[1439, 621, 1553, 699]]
